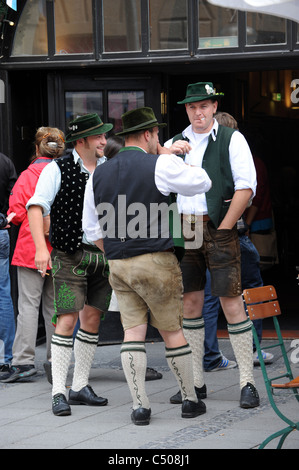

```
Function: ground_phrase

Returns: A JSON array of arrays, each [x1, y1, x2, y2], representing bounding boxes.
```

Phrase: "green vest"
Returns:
[[172, 125, 235, 228]]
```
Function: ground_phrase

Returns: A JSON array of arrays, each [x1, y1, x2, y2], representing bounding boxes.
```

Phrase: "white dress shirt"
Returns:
[[164, 119, 256, 215], [83, 149, 212, 242]]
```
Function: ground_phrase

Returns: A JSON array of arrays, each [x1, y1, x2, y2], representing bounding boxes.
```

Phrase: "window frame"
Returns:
[[1, 0, 299, 66]]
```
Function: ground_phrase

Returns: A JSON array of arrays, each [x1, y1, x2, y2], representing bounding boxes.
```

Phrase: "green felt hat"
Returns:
[[177, 82, 224, 104], [116, 107, 166, 136], [66, 113, 113, 143]]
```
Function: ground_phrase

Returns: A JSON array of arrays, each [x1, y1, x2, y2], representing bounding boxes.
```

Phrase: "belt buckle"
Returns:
[[186, 214, 197, 224]]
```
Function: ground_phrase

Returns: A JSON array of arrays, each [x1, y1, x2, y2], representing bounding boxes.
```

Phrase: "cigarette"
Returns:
[[38, 270, 50, 276]]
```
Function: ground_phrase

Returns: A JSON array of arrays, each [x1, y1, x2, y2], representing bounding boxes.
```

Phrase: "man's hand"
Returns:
[[157, 143, 172, 155], [35, 246, 52, 277], [168, 139, 192, 155]]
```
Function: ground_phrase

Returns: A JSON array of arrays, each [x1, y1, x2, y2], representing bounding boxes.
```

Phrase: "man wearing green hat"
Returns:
[[27, 113, 113, 416], [164, 82, 260, 409], [83, 106, 212, 425]]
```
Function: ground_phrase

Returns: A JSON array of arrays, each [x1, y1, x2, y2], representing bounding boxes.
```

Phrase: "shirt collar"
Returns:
[[119, 146, 147, 153], [72, 149, 106, 171], [183, 118, 218, 142]]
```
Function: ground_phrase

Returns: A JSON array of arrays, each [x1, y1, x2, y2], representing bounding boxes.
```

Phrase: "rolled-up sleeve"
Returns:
[[82, 174, 103, 241], [155, 154, 212, 196], [229, 132, 257, 198], [26, 161, 61, 216]]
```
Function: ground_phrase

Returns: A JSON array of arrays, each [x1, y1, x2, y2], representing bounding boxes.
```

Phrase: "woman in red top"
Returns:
[[1, 127, 65, 383]]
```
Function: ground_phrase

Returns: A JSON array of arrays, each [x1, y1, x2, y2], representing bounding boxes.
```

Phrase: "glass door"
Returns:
[[51, 74, 163, 138], [66, 90, 145, 134]]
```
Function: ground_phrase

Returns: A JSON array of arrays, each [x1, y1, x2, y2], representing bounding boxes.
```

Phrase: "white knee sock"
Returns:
[[228, 318, 255, 389], [71, 329, 99, 392], [51, 333, 73, 397], [166, 344, 197, 402], [121, 342, 150, 410], [183, 317, 205, 388]]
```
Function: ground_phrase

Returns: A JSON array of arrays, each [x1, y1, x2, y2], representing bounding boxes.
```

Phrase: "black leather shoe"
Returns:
[[181, 399, 206, 418], [68, 385, 108, 406], [170, 384, 207, 404], [52, 393, 71, 416], [131, 407, 151, 425], [240, 382, 260, 408], [145, 367, 163, 381]]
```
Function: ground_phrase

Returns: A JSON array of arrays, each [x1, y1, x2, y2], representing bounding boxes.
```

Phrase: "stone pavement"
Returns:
[[0, 339, 298, 451]]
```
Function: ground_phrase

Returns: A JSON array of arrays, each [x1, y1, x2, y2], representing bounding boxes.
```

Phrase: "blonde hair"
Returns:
[[34, 127, 65, 159], [214, 112, 238, 130]]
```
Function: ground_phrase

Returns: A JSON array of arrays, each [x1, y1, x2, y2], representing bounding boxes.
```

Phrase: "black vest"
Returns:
[[92, 148, 174, 259], [50, 154, 89, 254]]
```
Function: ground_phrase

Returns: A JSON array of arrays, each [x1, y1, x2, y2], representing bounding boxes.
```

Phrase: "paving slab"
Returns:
[[0, 339, 298, 451]]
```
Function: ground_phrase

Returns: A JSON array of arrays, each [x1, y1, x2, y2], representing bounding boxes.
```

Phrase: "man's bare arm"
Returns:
[[218, 189, 253, 230], [28, 205, 52, 275]]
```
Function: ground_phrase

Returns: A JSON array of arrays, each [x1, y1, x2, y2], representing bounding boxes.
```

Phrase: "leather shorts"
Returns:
[[180, 221, 242, 297]]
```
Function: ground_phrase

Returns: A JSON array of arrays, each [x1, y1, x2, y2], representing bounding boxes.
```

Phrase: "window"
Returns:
[[198, 0, 238, 49], [108, 91, 145, 133], [65, 90, 145, 134], [149, 0, 188, 50], [65, 92, 103, 126], [103, 0, 141, 52], [55, 0, 93, 55], [246, 13, 286, 45], [12, 0, 48, 56]]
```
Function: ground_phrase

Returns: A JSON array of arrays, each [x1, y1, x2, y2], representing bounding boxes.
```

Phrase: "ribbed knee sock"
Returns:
[[121, 342, 150, 410], [51, 333, 73, 397], [228, 318, 255, 389], [183, 317, 205, 388], [71, 328, 99, 392], [166, 344, 197, 402]]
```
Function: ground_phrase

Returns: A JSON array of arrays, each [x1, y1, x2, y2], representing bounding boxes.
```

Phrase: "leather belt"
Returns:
[[182, 214, 210, 223], [81, 243, 103, 253]]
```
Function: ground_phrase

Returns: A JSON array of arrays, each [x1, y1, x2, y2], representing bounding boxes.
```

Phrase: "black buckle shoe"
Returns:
[[240, 382, 260, 408], [145, 367, 163, 381], [52, 393, 71, 416], [131, 407, 151, 425], [68, 385, 108, 406], [170, 384, 207, 404], [181, 399, 206, 418]]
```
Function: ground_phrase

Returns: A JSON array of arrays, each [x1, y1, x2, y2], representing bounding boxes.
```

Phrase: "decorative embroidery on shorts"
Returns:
[[72, 252, 90, 276], [55, 281, 76, 310], [51, 258, 59, 276]]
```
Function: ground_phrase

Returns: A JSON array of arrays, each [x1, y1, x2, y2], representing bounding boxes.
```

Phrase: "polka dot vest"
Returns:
[[50, 154, 89, 254]]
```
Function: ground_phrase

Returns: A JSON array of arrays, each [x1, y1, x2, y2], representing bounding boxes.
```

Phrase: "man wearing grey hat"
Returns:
[[83, 106, 212, 425], [164, 82, 260, 409], [27, 114, 113, 416]]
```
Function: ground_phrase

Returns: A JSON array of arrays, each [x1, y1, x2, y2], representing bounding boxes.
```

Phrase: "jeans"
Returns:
[[202, 270, 222, 370], [239, 234, 263, 347], [203, 235, 263, 370], [0, 230, 15, 365]]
